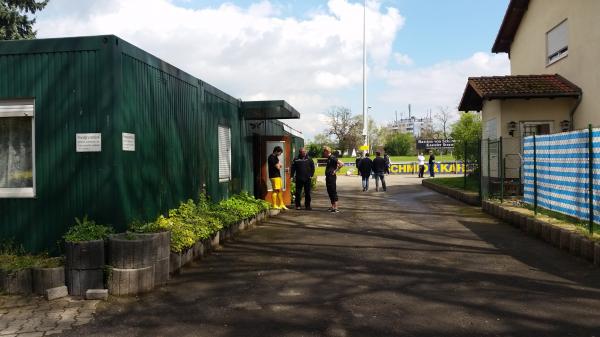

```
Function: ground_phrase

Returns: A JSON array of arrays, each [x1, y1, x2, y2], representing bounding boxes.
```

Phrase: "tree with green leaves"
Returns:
[[0, 0, 48, 40], [384, 132, 415, 156], [450, 112, 482, 161]]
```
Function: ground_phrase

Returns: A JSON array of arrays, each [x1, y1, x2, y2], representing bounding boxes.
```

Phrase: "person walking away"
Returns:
[[358, 152, 373, 191], [323, 146, 343, 213], [428, 150, 436, 177], [372, 151, 387, 192], [268, 146, 288, 210], [384, 153, 391, 175], [291, 147, 315, 210], [355, 153, 362, 176], [418, 153, 425, 178]]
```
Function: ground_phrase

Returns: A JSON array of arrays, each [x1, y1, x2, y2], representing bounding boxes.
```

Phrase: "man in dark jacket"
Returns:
[[428, 150, 436, 177], [291, 147, 315, 210], [383, 153, 391, 175], [372, 151, 387, 192], [357, 152, 373, 191]]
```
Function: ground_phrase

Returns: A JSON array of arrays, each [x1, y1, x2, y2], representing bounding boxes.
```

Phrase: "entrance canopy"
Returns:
[[242, 100, 300, 120]]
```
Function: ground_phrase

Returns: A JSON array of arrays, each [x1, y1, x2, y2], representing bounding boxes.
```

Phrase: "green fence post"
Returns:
[[589, 124, 594, 234], [500, 137, 504, 203], [464, 141, 467, 190], [478, 139, 482, 202], [533, 134, 538, 215], [487, 138, 490, 198]]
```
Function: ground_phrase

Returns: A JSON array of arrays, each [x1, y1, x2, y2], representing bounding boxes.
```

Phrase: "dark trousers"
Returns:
[[374, 173, 386, 191], [429, 162, 435, 177], [419, 165, 425, 178], [325, 175, 338, 203], [294, 179, 311, 208]]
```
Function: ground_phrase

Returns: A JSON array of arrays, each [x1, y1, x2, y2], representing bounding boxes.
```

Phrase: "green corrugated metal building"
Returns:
[[0, 35, 303, 252]]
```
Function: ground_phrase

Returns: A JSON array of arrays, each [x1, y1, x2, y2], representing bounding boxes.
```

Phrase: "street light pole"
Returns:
[[362, 0, 368, 148]]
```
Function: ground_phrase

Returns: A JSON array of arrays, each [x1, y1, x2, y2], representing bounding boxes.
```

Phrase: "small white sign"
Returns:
[[76, 133, 101, 152], [122, 133, 135, 152]]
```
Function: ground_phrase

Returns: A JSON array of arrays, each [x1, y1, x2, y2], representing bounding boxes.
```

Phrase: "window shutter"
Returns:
[[0, 100, 35, 117], [218, 125, 231, 182], [547, 20, 568, 58]]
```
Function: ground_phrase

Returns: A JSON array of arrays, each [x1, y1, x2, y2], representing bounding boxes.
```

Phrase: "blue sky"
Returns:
[[36, 0, 512, 139]]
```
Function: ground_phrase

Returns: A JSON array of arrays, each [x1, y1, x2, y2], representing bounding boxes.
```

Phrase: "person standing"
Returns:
[[323, 146, 343, 213], [358, 152, 373, 191], [291, 147, 315, 210], [417, 153, 426, 178], [372, 151, 387, 192], [384, 153, 391, 175], [428, 150, 436, 177], [268, 146, 288, 210]]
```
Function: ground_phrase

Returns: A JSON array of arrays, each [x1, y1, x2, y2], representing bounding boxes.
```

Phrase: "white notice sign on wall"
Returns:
[[122, 133, 135, 152], [76, 133, 101, 152]]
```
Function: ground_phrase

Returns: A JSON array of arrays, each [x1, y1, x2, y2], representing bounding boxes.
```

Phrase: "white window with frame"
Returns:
[[0, 99, 35, 198], [547, 20, 568, 65], [218, 125, 231, 182]]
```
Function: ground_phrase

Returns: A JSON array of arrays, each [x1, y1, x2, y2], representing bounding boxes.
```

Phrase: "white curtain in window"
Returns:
[[0, 117, 33, 188]]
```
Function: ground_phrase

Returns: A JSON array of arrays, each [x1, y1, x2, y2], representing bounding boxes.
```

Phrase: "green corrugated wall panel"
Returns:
[[0, 43, 116, 253], [0, 35, 301, 252]]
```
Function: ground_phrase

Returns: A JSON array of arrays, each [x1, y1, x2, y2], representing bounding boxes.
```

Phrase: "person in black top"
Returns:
[[383, 153, 391, 175], [358, 152, 373, 191], [372, 151, 387, 192], [268, 146, 287, 210], [428, 150, 436, 177], [355, 153, 362, 176], [291, 147, 315, 210], [323, 146, 343, 213]]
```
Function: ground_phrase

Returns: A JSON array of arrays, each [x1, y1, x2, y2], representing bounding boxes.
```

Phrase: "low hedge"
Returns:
[[130, 192, 270, 253]]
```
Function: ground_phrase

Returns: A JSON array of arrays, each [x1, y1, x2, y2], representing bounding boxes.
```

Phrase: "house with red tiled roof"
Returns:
[[459, 0, 599, 140], [458, 0, 599, 195]]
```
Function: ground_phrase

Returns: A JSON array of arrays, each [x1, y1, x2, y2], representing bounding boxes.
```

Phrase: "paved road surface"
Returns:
[[62, 176, 600, 337]]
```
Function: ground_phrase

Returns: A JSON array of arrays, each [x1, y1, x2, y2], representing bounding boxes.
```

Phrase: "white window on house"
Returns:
[[547, 20, 568, 65], [521, 122, 552, 137], [485, 118, 498, 140], [0, 99, 35, 198], [218, 125, 231, 182]]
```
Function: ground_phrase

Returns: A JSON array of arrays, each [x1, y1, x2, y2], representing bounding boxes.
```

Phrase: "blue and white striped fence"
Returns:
[[523, 128, 600, 225]]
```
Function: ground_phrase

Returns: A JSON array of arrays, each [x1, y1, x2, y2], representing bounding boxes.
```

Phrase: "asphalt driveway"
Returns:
[[61, 176, 600, 337]]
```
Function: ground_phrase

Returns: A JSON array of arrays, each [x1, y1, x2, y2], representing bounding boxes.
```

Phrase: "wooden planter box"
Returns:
[[559, 230, 571, 251], [108, 233, 156, 269], [32, 267, 65, 295], [108, 266, 154, 296], [169, 252, 181, 275], [192, 240, 206, 260], [210, 231, 220, 248], [65, 240, 105, 296], [580, 238, 594, 261], [1, 269, 32, 295], [569, 234, 582, 256]]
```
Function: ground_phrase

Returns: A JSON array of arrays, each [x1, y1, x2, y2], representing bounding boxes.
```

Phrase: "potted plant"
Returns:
[[0, 246, 35, 294], [63, 216, 113, 296], [128, 220, 171, 286], [32, 256, 65, 295]]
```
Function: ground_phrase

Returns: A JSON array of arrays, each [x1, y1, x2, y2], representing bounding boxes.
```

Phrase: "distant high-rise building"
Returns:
[[387, 115, 433, 138]]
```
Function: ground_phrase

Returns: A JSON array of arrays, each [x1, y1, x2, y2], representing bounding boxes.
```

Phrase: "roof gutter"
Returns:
[[569, 92, 583, 131]]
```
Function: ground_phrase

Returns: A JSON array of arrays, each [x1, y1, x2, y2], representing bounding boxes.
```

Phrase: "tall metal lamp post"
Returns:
[[362, 0, 368, 150]]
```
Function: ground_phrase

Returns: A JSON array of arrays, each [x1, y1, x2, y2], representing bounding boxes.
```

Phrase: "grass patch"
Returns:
[[426, 176, 479, 192], [389, 154, 456, 163]]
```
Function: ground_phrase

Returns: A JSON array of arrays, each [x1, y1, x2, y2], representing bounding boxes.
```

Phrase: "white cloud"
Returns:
[[378, 52, 510, 115], [393, 52, 413, 66], [35, 0, 508, 139]]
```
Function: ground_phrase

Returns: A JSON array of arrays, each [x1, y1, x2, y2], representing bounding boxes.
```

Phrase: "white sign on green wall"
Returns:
[[76, 133, 101, 152]]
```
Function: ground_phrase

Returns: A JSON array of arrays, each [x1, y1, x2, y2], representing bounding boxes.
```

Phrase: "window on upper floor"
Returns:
[[547, 20, 568, 65]]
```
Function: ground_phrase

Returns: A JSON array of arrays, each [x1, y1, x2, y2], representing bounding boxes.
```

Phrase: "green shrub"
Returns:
[[0, 242, 63, 272], [63, 216, 113, 243]]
